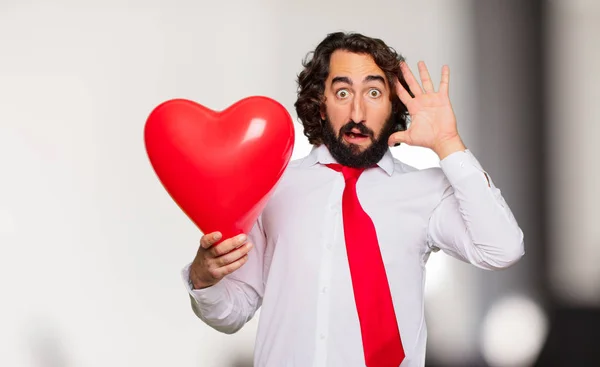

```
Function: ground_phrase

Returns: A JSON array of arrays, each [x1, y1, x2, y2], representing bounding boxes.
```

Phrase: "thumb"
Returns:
[[388, 131, 408, 147]]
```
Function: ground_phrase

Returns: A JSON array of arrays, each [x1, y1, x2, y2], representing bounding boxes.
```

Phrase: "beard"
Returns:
[[321, 113, 397, 169]]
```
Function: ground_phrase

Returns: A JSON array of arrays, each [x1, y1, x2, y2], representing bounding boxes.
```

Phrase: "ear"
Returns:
[[319, 101, 327, 121]]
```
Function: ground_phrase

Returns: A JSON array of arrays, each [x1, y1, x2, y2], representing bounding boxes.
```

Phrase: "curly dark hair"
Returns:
[[294, 32, 411, 146]]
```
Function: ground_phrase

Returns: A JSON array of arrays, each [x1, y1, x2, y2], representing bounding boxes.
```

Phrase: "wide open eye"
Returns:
[[368, 88, 382, 98], [336, 89, 350, 99]]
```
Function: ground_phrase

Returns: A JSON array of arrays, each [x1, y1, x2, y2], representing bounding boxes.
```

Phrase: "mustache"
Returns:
[[339, 121, 374, 138]]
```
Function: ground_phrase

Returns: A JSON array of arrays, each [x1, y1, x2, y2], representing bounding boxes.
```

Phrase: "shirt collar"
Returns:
[[299, 144, 395, 176]]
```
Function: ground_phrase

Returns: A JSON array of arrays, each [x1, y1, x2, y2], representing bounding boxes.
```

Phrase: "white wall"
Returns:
[[0, 1, 478, 365]]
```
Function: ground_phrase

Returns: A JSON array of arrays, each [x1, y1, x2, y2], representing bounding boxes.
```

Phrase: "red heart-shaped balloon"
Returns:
[[144, 96, 294, 241]]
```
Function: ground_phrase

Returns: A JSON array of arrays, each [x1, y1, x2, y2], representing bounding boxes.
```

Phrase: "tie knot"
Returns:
[[326, 164, 365, 181]]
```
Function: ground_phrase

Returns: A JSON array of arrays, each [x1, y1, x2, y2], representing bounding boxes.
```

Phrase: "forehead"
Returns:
[[327, 50, 386, 81]]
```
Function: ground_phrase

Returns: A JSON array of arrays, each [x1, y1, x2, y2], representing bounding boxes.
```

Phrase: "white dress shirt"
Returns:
[[181, 144, 525, 367]]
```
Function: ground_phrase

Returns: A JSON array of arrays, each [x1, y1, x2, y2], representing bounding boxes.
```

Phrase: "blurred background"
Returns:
[[0, 0, 598, 366]]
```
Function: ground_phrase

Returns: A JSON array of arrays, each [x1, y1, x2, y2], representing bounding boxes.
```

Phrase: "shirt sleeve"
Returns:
[[427, 150, 525, 270], [181, 216, 267, 334]]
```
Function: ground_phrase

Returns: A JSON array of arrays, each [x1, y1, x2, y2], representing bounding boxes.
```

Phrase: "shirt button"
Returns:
[[326, 242, 332, 250], [320, 333, 326, 340], [460, 161, 465, 168], [321, 287, 328, 294]]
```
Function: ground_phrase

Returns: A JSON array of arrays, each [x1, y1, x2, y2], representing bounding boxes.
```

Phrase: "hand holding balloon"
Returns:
[[189, 231, 253, 289]]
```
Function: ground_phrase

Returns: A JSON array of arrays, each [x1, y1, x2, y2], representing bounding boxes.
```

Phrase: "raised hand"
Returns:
[[388, 61, 466, 159]]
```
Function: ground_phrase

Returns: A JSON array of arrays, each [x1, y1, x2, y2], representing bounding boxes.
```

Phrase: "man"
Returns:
[[181, 32, 524, 367]]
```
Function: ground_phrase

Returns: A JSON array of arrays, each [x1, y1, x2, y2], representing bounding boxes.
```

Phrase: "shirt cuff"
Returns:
[[439, 149, 489, 187], [181, 263, 228, 305]]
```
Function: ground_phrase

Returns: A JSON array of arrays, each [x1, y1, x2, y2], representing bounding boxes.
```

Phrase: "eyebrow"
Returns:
[[331, 75, 386, 87], [364, 75, 386, 85]]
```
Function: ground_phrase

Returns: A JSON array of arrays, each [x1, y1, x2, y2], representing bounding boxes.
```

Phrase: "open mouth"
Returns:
[[343, 129, 370, 143], [345, 132, 368, 139]]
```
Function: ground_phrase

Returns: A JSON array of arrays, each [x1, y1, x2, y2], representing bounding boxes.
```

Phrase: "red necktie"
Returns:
[[327, 164, 405, 367]]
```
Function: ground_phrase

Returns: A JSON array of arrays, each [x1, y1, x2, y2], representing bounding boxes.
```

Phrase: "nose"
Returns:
[[350, 95, 366, 124]]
